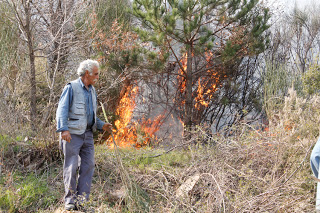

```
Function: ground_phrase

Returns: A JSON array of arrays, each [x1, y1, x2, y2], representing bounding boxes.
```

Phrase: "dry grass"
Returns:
[[1, 88, 319, 212], [88, 88, 319, 212]]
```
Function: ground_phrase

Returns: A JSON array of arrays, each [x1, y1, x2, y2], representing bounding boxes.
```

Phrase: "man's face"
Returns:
[[85, 66, 99, 86]]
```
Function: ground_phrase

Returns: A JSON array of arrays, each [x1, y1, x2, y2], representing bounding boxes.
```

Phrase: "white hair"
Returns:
[[77, 59, 99, 76]]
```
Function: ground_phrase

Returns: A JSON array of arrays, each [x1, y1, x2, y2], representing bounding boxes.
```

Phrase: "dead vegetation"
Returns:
[[89, 88, 319, 212], [1, 89, 319, 212]]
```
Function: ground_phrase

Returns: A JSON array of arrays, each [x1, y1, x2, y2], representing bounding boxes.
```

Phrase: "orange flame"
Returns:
[[177, 53, 187, 94], [194, 51, 220, 109], [135, 114, 165, 147], [108, 85, 164, 149], [108, 85, 138, 148], [177, 51, 221, 111]]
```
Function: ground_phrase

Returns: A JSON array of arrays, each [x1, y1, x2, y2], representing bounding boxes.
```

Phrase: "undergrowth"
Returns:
[[0, 172, 59, 212], [0, 88, 319, 212]]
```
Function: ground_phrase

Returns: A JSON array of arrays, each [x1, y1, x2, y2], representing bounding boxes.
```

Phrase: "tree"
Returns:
[[86, 0, 141, 114], [132, 0, 270, 127], [289, 5, 320, 74], [262, 3, 320, 108], [0, 1, 22, 135], [34, 0, 83, 127], [3, 0, 89, 132], [5, 0, 38, 131], [0, 1, 20, 95]]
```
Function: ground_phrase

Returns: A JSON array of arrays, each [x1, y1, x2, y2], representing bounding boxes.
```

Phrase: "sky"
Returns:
[[263, 0, 320, 24], [284, 0, 319, 8], [265, 0, 320, 11]]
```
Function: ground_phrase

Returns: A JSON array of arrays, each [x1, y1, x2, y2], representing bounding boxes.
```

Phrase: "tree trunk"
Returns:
[[24, 0, 37, 131], [184, 46, 193, 127], [28, 46, 37, 131]]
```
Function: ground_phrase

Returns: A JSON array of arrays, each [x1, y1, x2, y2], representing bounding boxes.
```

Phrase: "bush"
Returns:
[[0, 173, 58, 212], [302, 64, 320, 95]]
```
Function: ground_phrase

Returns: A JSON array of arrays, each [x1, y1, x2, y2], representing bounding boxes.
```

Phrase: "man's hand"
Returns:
[[102, 123, 113, 133], [61, 130, 72, 142]]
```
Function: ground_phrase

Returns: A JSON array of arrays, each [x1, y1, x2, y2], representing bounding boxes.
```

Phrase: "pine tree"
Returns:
[[132, 0, 270, 127]]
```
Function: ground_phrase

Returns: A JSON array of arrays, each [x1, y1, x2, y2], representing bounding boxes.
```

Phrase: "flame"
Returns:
[[176, 51, 222, 111], [135, 114, 165, 147], [107, 85, 164, 149], [107, 85, 138, 148], [179, 117, 184, 126], [194, 51, 220, 110], [177, 53, 187, 94]]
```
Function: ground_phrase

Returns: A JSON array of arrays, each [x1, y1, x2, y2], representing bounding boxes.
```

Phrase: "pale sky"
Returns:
[[265, 0, 320, 11], [285, 0, 319, 7], [263, 0, 320, 23]]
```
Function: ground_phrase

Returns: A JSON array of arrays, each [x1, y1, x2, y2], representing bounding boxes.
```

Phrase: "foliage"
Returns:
[[89, 1, 168, 131], [131, 0, 270, 127], [0, 2, 29, 137], [262, 62, 291, 119], [0, 2, 19, 74], [280, 88, 320, 138], [87, 0, 139, 119], [302, 64, 320, 95], [94, 0, 131, 32], [0, 173, 58, 212], [90, 17, 141, 124]]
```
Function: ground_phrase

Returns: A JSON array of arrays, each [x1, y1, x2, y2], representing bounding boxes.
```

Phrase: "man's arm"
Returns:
[[56, 84, 73, 142], [96, 117, 105, 131], [96, 117, 112, 132]]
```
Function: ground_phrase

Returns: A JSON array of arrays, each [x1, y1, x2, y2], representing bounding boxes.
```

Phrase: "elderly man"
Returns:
[[56, 59, 111, 211]]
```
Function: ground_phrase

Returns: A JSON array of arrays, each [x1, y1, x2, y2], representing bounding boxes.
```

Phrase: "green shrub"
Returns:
[[0, 173, 58, 212], [0, 189, 15, 212], [0, 134, 10, 152], [302, 64, 320, 95]]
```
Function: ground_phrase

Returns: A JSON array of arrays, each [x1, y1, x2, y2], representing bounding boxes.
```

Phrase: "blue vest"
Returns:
[[67, 79, 97, 134]]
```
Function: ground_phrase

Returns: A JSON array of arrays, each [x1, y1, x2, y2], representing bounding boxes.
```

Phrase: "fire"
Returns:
[[107, 85, 164, 149], [107, 85, 138, 148], [136, 114, 165, 147], [195, 79, 210, 109], [177, 53, 187, 94], [177, 51, 221, 111], [109, 49, 222, 148], [194, 51, 220, 110]]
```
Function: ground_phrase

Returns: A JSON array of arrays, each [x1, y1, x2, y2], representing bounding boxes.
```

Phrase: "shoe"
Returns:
[[65, 203, 76, 211], [75, 203, 87, 212]]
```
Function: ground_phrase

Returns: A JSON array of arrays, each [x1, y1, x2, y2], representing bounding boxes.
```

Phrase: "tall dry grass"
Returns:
[[89, 88, 319, 212], [1, 88, 320, 212]]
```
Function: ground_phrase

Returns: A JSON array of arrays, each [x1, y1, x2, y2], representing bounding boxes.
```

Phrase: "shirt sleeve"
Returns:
[[96, 117, 106, 131], [95, 91, 106, 130], [56, 84, 73, 132]]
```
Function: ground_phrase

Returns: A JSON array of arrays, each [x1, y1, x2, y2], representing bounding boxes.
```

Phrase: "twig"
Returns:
[[100, 102, 148, 211], [142, 187, 169, 200], [282, 142, 313, 185], [311, 176, 320, 182], [148, 141, 194, 158], [201, 173, 226, 213]]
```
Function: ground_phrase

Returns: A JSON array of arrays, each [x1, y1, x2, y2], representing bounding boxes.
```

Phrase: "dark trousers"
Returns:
[[61, 130, 95, 205]]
